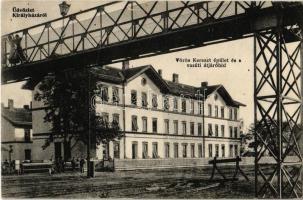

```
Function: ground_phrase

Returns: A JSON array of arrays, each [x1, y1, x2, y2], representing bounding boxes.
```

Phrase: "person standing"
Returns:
[[60, 157, 65, 172], [56, 157, 62, 173], [71, 157, 76, 171], [80, 158, 85, 173]]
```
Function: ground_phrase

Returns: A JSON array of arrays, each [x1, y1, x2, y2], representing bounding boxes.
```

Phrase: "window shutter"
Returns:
[[132, 116, 138, 131], [152, 95, 157, 108], [143, 144, 148, 158], [100, 86, 109, 102], [142, 93, 147, 107], [113, 88, 119, 103], [104, 88, 108, 101]]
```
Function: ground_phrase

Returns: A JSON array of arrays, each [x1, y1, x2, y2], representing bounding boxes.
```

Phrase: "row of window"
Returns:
[[208, 124, 239, 138], [208, 144, 239, 158], [98, 113, 239, 138], [132, 116, 204, 135], [129, 142, 239, 159], [131, 91, 201, 115], [98, 85, 238, 120], [99, 86, 120, 103], [131, 142, 203, 159], [132, 91, 238, 120], [208, 104, 238, 120], [132, 116, 239, 138], [99, 113, 120, 124]]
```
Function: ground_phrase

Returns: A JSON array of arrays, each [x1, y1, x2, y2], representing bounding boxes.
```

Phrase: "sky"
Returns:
[[1, 0, 256, 130]]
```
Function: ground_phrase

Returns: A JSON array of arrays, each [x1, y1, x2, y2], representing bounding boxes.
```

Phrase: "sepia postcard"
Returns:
[[1, 0, 303, 199]]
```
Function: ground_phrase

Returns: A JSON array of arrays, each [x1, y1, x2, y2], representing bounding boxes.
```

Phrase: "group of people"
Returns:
[[53, 157, 86, 174], [54, 157, 66, 173], [2, 159, 22, 175], [2, 159, 14, 174], [2, 157, 88, 176]]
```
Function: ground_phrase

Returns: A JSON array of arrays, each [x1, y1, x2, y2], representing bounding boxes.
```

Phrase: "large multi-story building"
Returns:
[[25, 64, 245, 164]]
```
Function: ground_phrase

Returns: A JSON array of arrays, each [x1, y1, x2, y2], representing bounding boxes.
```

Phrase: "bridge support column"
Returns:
[[254, 26, 303, 198], [300, 24, 303, 198]]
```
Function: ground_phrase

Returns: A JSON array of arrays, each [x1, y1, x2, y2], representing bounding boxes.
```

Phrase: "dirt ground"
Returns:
[[1, 166, 257, 198]]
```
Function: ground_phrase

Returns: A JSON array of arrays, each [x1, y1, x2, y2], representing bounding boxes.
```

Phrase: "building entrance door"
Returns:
[[55, 142, 62, 160], [132, 143, 138, 159], [103, 143, 109, 160], [24, 149, 31, 160], [113, 142, 120, 159], [64, 141, 71, 161]]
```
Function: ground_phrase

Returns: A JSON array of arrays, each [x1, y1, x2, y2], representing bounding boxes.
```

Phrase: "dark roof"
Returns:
[[232, 100, 246, 107], [166, 81, 244, 107], [22, 77, 41, 90], [123, 65, 148, 80], [22, 65, 148, 89], [166, 81, 221, 98], [23, 65, 245, 107], [1, 107, 32, 127], [123, 65, 170, 93], [90, 66, 123, 84], [205, 85, 221, 96], [166, 81, 198, 97], [23, 66, 124, 88]]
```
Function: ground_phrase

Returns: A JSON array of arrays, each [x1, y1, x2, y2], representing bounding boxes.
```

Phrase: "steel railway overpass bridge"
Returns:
[[1, 1, 303, 198]]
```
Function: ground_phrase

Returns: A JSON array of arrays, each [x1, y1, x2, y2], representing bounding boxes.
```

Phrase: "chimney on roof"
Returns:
[[23, 105, 30, 110], [172, 73, 179, 83], [158, 69, 162, 77], [122, 60, 129, 70], [8, 99, 14, 110], [201, 82, 208, 88]]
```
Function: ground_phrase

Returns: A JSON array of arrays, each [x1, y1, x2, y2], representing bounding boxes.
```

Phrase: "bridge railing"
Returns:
[[1, 1, 271, 68]]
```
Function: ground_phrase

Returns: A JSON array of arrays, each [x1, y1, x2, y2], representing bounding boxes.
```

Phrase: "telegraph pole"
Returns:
[[196, 86, 207, 158], [202, 88, 207, 158], [87, 68, 91, 178]]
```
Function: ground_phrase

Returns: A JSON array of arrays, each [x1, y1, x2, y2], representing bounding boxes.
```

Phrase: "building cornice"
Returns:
[[2, 141, 33, 144], [124, 131, 241, 141], [96, 102, 241, 123], [1, 115, 32, 127], [32, 102, 241, 123], [32, 131, 241, 141]]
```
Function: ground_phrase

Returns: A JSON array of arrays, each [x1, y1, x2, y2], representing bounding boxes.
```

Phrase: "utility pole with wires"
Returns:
[[86, 67, 92, 178]]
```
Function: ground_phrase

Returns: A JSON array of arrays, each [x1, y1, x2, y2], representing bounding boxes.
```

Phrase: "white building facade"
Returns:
[[26, 64, 244, 164], [93, 65, 244, 161]]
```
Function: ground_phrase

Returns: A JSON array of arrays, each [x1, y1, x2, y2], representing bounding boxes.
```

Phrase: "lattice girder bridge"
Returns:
[[1, 1, 303, 198]]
